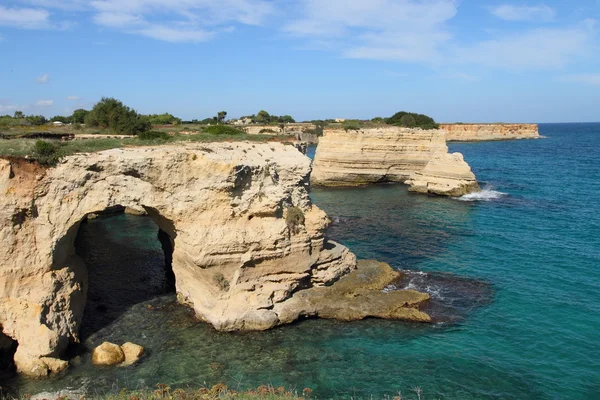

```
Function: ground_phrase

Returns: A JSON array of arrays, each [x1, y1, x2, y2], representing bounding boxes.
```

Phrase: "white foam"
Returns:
[[457, 189, 507, 202]]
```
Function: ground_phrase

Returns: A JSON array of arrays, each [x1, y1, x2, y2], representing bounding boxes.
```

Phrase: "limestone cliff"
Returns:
[[440, 123, 540, 141], [0, 143, 360, 377], [311, 127, 479, 196]]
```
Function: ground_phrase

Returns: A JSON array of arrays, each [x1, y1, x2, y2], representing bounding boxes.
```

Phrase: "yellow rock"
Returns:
[[92, 342, 125, 366], [120, 342, 144, 366]]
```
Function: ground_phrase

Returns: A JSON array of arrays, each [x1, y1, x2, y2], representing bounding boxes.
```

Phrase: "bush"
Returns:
[[138, 131, 171, 141], [85, 97, 151, 135], [259, 128, 277, 134], [213, 272, 230, 292], [203, 125, 244, 135], [342, 120, 362, 131], [385, 111, 439, 130], [285, 206, 305, 234], [33, 140, 62, 166]]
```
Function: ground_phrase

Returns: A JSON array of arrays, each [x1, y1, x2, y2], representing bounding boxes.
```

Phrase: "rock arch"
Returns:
[[0, 143, 356, 377]]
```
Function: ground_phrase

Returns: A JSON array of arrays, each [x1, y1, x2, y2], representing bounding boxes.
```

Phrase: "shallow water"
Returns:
[[4, 123, 600, 399]]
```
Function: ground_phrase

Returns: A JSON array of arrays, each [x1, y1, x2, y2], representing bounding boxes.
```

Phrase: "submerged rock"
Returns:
[[275, 260, 431, 323], [406, 153, 479, 196]]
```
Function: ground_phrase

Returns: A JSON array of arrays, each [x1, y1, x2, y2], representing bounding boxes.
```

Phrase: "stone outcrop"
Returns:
[[311, 127, 479, 196], [406, 153, 479, 196], [0, 143, 362, 377], [275, 260, 431, 323], [440, 123, 540, 141]]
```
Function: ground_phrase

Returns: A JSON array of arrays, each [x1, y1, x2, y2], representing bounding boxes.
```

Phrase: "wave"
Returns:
[[457, 188, 507, 202]]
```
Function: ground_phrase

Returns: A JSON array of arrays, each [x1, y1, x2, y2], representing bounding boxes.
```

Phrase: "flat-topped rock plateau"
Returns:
[[440, 123, 540, 141], [311, 127, 479, 196], [0, 142, 429, 378]]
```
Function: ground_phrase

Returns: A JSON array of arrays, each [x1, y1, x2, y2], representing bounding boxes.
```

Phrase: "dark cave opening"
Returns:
[[74, 207, 176, 342]]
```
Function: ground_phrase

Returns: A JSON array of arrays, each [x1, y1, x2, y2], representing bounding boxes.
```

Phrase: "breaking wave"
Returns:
[[458, 188, 507, 202]]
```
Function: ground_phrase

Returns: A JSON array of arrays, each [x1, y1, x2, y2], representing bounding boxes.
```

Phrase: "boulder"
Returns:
[[120, 342, 145, 366], [91, 342, 125, 366]]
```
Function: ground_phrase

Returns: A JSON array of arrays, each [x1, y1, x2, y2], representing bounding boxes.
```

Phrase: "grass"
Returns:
[[0, 133, 295, 164]]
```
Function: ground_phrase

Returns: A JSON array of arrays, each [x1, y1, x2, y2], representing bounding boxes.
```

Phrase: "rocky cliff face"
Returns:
[[440, 124, 540, 141], [311, 128, 479, 196], [0, 143, 358, 377]]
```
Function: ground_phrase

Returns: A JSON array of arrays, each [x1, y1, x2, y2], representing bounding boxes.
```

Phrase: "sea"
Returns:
[[2, 123, 599, 399]]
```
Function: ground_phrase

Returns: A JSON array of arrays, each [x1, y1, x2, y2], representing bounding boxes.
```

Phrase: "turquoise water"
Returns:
[[4, 123, 600, 399]]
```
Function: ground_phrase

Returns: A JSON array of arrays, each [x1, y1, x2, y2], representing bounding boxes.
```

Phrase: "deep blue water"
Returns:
[[4, 123, 600, 399]]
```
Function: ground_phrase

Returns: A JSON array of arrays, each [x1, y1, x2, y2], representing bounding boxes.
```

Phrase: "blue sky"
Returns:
[[1, 0, 599, 123]]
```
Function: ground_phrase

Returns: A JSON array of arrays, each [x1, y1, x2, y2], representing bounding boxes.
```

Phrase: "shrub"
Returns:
[[259, 128, 277, 134], [285, 206, 305, 234], [138, 131, 171, 141], [33, 140, 62, 166], [385, 111, 439, 130], [85, 97, 151, 135], [213, 272, 230, 292], [203, 125, 244, 135], [342, 120, 362, 131]]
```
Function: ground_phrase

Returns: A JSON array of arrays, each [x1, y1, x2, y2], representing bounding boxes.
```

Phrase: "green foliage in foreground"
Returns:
[[203, 125, 245, 135], [385, 111, 439, 130]]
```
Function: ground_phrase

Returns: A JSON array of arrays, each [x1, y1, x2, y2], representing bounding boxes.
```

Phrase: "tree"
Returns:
[[84, 97, 151, 135], [399, 115, 416, 127], [26, 115, 47, 125], [217, 111, 227, 124], [256, 110, 271, 124], [71, 109, 89, 124], [14, 111, 24, 119], [147, 113, 181, 125], [385, 111, 439, 130], [279, 115, 295, 123]]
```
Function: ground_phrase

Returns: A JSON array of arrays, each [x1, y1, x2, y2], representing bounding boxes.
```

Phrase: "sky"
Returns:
[[0, 0, 599, 123]]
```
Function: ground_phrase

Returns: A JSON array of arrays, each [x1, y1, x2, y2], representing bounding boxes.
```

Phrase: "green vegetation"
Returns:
[[385, 111, 439, 130], [240, 111, 296, 125], [138, 131, 172, 141], [259, 128, 277, 134], [203, 125, 244, 135], [217, 111, 227, 124], [213, 273, 230, 292], [147, 113, 181, 125], [33, 140, 62, 166], [342, 120, 363, 131], [285, 206, 305, 234], [85, 97, 152, 135], [71, 109, 89, 124]]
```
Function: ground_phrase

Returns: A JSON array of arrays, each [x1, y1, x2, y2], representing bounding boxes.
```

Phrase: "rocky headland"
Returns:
[[311, 127, 479, 196], [440, 123, 540, 141], [0, 142, 430, 378]]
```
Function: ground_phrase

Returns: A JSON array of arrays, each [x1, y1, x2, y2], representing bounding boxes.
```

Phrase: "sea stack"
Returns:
[[311, 127, 479, 196]]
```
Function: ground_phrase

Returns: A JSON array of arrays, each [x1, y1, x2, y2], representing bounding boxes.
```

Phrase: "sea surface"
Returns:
[[3, 123, 600, 399]]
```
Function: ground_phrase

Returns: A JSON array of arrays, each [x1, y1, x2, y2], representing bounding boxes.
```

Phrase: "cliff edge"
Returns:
[[440, 123, 540, 142]]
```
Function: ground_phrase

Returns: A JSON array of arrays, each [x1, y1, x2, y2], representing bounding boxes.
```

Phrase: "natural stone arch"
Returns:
[[0, 144, 356, 377]]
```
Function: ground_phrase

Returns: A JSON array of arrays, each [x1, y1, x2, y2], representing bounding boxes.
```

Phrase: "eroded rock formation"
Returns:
[[440, 123, 540, 141], [0, 143, 358, 377], [311, 127, 479, 196]]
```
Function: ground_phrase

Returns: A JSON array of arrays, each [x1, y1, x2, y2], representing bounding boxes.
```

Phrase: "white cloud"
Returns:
[[285, 0, 458, 63], [0, 104, 19, 114], [36, 73, 50, 84], [67, 95, 81, 101], [0, 5, 50, 29], [36, 99, 54, 107], [563, 73, 600, 86], [20, 0, 87, 11], [89, 0, 274, 42], [454, 22, 595, 69], [491, 4, 555, 22]]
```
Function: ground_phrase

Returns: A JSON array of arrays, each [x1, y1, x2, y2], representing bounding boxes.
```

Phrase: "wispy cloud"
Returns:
[[454, 21, 595, 69], [0, 5, 50, 29], [285, 0, 458, 63], [562, 73, 600, 86], [36, 99, 54, 107], [67, 95, 82, 101], [491, 4, 555, 22], [36, 73, 50, 84]]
